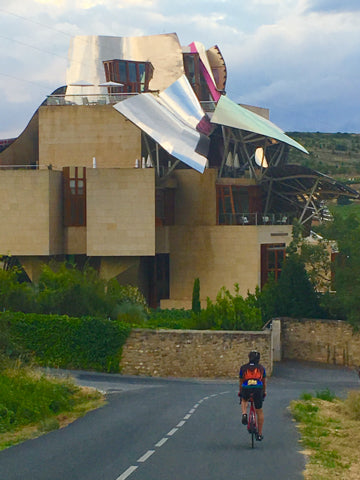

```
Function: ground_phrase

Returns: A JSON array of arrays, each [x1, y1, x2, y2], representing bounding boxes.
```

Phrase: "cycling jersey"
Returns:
[[239, 362, 266, 388]]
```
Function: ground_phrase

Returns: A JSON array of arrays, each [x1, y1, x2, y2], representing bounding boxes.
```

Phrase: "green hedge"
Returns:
[[1, 312, 131, 373]]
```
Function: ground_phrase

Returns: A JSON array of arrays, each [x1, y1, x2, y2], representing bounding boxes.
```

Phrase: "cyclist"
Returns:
[[239, 350, 267, 441]]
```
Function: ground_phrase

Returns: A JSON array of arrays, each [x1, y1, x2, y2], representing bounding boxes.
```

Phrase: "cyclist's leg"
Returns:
[[253, 389, 264, 437], [241, 398, 248, 415], [256, 408, 264, 435]]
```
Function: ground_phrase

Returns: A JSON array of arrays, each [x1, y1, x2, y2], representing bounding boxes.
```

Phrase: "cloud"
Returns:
[[305, 0, 360, 13], [0, 0, 360, 136]]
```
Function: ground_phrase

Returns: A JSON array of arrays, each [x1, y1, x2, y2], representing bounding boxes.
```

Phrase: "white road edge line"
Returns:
[[137, 450, 155, 463], [167, 428, 178, 436], [155, 437, 168, 447], [116, 465, 138, 480]]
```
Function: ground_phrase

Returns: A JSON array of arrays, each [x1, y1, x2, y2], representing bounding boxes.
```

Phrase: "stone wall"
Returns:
[[120, 328, 272, 379], [281, 318, 360, 367]]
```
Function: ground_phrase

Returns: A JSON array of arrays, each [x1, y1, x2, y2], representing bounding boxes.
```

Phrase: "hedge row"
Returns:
[[0, 312, 131, 373]]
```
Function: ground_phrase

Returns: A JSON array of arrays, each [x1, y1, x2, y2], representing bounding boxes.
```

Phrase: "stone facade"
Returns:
[[120, 328, 272, 379], [281, 318, 360, 367]]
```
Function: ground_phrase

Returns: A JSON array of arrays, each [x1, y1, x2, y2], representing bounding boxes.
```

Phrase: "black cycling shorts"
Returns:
[[241, 387, 263, 409]]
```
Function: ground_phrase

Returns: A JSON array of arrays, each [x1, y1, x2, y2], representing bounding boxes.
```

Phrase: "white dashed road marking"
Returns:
[[137, 450, 155, 463], [116, 465, 138, 480], [155, 437, 168, 447], [115, 390, 230, 480]]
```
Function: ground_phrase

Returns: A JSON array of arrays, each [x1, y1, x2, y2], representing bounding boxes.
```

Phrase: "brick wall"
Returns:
[[120, 328, 272, 379], [281, 318, 360, 366]]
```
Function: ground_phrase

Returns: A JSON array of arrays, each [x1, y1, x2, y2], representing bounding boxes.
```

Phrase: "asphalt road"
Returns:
[[0, 361, 358, 480]]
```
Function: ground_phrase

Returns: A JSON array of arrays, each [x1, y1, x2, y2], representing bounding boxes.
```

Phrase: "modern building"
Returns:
[[0, 33, 357, 308]]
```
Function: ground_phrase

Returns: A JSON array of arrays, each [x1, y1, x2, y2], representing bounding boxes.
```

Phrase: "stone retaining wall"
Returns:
[[120, 328, 272, 379], [281, 318, 360, 367]]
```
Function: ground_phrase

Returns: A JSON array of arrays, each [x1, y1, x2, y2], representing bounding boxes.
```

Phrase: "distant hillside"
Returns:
[[286, 132, 360, 184]]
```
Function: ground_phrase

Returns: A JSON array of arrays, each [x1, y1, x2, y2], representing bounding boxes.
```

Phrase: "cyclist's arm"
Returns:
[[263, 377, 267, 395]]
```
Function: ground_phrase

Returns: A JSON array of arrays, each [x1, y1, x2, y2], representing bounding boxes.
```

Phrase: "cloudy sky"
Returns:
[[0, 0, 359, 139]]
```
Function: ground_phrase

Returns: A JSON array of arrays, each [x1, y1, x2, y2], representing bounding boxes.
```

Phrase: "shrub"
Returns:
[[316, 388, 335, 402], [0, 268, 35, 313], [193, 285, 263, 331], [2, 312, 131, 372], [144, 309, 193, 329], [37, 264, 110, 318], [192, 278, 201, 314]]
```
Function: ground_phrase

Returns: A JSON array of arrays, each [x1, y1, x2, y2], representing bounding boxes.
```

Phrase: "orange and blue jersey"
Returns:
[[239, 362, 266, 388]]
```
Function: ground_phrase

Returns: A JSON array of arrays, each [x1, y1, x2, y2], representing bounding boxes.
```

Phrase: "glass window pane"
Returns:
[[129, 63, 137, 82], [118, 62, 127, 82]]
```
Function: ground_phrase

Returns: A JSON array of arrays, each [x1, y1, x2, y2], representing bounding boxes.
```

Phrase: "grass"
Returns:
[[0, 364, 105, 450], [290, 389, 360, 479]]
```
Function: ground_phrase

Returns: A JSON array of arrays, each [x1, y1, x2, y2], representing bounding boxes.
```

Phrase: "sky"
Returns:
[[0, 0, 359, 139]]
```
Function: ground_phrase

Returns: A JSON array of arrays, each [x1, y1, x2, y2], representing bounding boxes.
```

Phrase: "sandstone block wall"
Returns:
[[281, 318, 360, 367], [120, 328, 272, 379]]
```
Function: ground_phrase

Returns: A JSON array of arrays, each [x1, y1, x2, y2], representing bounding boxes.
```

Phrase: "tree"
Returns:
[[192, 278, 201, 314], [319, 212, 360, 327]]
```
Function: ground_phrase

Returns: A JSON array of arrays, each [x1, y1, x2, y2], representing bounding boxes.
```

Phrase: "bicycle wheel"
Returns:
[[248, 411, 257, 449]]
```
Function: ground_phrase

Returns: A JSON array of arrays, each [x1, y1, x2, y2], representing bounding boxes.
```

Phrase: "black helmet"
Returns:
[[249, 351, 260, 364]]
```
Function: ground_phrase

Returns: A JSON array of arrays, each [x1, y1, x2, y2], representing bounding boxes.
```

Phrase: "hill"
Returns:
[[286, 132, 360, 185]]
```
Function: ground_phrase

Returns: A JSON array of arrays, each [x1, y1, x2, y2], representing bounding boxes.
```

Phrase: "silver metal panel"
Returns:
[[66, 33, 184, 97], [113, 78, 208, 173]]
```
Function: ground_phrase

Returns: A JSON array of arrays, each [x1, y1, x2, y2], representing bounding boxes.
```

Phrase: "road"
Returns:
[[0, 361, 358, 480]]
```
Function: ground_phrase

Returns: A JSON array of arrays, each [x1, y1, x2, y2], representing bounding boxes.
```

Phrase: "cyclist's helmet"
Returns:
[[248, 350, 260, 364]]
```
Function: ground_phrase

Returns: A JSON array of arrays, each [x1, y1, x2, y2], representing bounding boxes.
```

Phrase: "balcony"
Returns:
[[218, 212, 293, 226], [45, 93, 138, 106]]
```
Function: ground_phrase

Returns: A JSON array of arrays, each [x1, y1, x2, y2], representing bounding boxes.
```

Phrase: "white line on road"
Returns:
[[137, 450, 155, 463], [114, 390, 231, 480], [155, 437, 168, 447], [116, 466, 138, 480]]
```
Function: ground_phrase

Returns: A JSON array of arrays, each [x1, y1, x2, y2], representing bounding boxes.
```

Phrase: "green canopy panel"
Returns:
[[211, 95, 309, 154]]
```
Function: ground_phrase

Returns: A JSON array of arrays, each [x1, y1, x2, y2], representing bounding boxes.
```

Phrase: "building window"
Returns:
[[261, 243, 286, 287], [155, 189, 175, 226], [103, 59, 154, 93], [183, 53, 210, 101], [216, 185, 249, 225], [63, 167, 86, 226]]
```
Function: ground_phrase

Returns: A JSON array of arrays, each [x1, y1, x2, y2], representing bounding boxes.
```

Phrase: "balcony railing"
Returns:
[[218, 212, 293, 226], [45, 93, 139, 106]]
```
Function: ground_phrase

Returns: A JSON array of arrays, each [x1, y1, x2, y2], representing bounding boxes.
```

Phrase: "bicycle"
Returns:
[[240, 393, 258, 448], [247, 395, 258, 449]]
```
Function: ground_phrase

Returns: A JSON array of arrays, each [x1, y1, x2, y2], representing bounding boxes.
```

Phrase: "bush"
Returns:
[[193, 285, 263, 331], [316, 388, 335, 402], [143, 309, 193, 329], [192, 278, 201, 314], [37, 264, 110, 318], [2, 312, 131, 372], [0, 268, 35, 313]]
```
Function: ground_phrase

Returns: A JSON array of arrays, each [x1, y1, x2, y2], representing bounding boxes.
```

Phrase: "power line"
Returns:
[[0, 33, 69, 62], [0, 7, 82, 40], [0, 71, 57, 92]]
